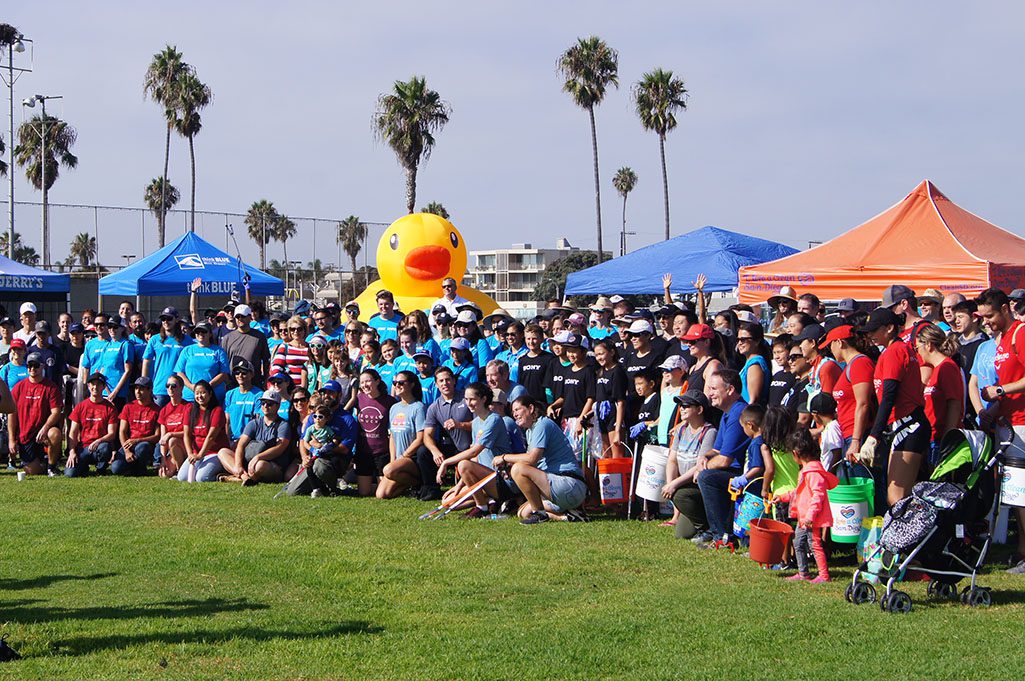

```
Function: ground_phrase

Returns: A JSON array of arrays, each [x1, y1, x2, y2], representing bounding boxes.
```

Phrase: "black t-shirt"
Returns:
[[64, 343, 85, 372], [560, 363, 596, 419], [549, 360, 570, 402], [768, 370, 796, 407], [662, 339, 696, 370], [595, 364, 628, 404], [635, 391, 660, 424], [781, 376, 809, 413], [622, 348, 664, 384], [518, 351, 556, 404]]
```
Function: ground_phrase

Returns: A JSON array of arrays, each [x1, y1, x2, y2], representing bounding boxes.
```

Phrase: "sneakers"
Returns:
[[808, 575, 831, 584], [520, 510, 550, 525], [464, 506, 489, 519], [564, 508, 589, 523], [418, 486, 443, 502], [310, 488, 325, 498], [47, 466, 59, 478], [0, 634, 21, 662], [690, 531, 714, 545], [1006, 559, 1025, 575], [786, 573, 810, 581]]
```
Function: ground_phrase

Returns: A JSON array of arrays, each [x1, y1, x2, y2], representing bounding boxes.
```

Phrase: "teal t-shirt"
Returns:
[[224, 386, 264, 440], [526, 417, 582, 476], [389, 400, 426, 456], [473, 412, 512, 469]]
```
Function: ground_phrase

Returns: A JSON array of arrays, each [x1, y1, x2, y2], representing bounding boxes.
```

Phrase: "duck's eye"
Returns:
[[389, 233, 399, 250], [449, 232, 459, 249]]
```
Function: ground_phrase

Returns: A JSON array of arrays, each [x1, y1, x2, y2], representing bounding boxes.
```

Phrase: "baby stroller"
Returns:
[[845, 427, 1009, 614]]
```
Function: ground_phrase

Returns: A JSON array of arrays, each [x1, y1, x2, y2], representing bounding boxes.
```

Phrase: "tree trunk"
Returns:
[[160, 122, 171, 247], [282, 238, 290, 297], [659, 133, 670, 241], [588, 106, 604, 263], [405, 166, 417, 214], [621, 194, 627, 257], [188, 134, 196, 232], [350, 254, 358, 298]]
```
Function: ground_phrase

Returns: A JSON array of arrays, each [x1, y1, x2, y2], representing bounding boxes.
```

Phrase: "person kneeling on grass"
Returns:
[[491, 396, 587, 525], [217, 391, 294, 486], [286, 383, 358, 497], [65, 372, 119, 477], [111, 377, 161, 476], [376, 371, 428, 499], [9, 352, 62, 477], [436, 382, 518, 518]]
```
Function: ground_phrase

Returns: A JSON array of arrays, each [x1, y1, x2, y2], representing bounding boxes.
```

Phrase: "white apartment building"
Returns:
[[468, 238, 578, 319]]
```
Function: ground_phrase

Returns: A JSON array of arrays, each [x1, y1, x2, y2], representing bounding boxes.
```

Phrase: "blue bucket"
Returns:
[[731, 478, 766, 539]]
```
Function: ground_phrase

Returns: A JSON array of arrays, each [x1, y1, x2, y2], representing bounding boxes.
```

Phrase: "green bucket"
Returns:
[[827, 465, 874, 544]]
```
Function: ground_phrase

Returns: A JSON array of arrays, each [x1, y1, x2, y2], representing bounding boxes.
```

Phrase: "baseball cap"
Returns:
[[19, 302, 36, 315], [294, 300, 311, 316], [107, 316, 122, 327], [920, 288, 943, 304], [681, 323, 714, 341], [86, 371, 106, 384], [608, 295, 626, 305], [192, 322, 211, 334], [627, 319, 654, 335], [861, 307, 902, 333], [69, 323, 85, 334], [345, 301, 360, 313], [836, 298, 857, 313], [455, 310, 478, 325], [1011, 289, 1025, 302], [233, 358, 254, 373], [268, 372, 291, 383], [793, 323, 825, 344], [881, 284, 915, 309], [26, 352, 43, 366], [435, 313, 453, 326], [412, 346, 433, 360], [540, 308, 559, 321], [808, 392, 837, 415], [0, 317, 13, 327], [567, 312, 586, 326], [159, 306, 179, 320], [551, 330, 572, 345], [656, 305, 680, 318], [659, 355, 687, 371], [431, 304, 447, 314], [558, 332, 584, 348], [449, 337, 471, 352], [492, 388, 509, 405], [818, 324, 855, 349], [10, 338, 26, 349], [133, 376, 153, 388], [308, 335, 328, 347], [215, 311, 228, 320], [734, 310, 759, 325], [234, 304, 253, 317], [259, 391, 282, 405], [34, 320, 50, 333], [674, 389, 710, 410], [321, 380, 342, 393]]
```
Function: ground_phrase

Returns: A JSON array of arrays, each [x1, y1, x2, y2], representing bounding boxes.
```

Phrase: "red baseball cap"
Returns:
[[818, 324, 855, 349], [681, 323, 714, 342], [10, 338, 26, 349]]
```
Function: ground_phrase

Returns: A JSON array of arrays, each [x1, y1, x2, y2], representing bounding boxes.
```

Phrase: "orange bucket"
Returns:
[[597, 457, 632, 505], [748, 517, 794, 565]]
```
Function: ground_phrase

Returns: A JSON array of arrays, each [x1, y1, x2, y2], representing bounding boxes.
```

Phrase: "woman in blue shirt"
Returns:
[[143, 309, 194, 407], [173, 323, 230, 401], [443, 338, 478, 393], [375, 370, 427, 499], [736, 322, 770, 407]]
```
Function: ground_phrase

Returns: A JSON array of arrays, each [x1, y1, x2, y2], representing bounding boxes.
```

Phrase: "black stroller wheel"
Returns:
[[967, 588, 992, 608], [852, 582, 876, 605], [844, 584, 854, 603], [887, 590, 912, 614], [929, 581, 958, 600]]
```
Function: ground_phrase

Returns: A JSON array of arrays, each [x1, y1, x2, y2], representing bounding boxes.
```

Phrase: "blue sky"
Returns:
[[4, 2, 1024, 271]]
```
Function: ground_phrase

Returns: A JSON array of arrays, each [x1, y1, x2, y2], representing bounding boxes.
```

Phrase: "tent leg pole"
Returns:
[[66, 292, 71, 316]]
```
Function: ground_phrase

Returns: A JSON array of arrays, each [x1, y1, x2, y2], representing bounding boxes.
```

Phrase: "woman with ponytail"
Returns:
[[915, 324, 965, 464]]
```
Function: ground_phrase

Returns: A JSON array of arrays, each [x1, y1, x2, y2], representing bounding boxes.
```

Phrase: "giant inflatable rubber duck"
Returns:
[[351, 213, 499, 316]]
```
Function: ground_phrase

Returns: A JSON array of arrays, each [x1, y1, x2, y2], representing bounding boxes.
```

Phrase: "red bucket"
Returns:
[[597, 457, 632, 505], [748, 517, 794, 565]]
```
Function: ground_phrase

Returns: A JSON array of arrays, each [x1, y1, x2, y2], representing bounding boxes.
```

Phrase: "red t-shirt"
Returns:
[[120, 401, 161, 439], [188, 405, 229, 453], [69, 399, 118, 446], [923, 356, 965, 441], [12, 378, 62, 445], [158, 401, 191, 433], [812, 357, 843, 395], [899, 321, 933, 365], [832, 354, 875, 439], [873, 340, 925, 423], [994, 320, 1025, 425]]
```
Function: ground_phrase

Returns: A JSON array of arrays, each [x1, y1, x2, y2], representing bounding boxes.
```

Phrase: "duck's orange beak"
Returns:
[[403, 245, 450, 281]]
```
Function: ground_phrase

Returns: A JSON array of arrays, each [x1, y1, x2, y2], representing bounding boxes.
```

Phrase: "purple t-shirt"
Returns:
[[357, 391, 396, 457]]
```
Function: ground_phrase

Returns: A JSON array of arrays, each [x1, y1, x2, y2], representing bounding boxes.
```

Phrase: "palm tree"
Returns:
[[69, 231, 97, 268], [419, 201, 450, 219], [14, 113, 78, 268], [171, 70, 212, 231], [244, 199, 278, 270], [557, 36, 618, 264], [373, 76, 451, 214], [144, 177, 180, 246], [0, 134, 6, 177], [143, 45, 189, 247], [612, 167, 638, 256], [270, 214, 297, 289], [633, 68, 689, 241], [0, 231, 39, 265], [336, 215, 368, 297]]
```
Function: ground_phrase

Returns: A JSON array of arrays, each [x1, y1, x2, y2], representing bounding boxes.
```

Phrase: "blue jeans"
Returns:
[[64, 442, 114, 478], [696, 467, 738, 538], [177, 454, 224, 482], [153, 394, 170, 408], [111, 442, 156, 476]]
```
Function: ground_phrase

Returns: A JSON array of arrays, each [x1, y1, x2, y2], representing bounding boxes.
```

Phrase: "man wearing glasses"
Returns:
[[78, 313, 133, 408], [220, 304, 271, 384], [431, 277, 469, 318], [9, 352, 62, 477], [305, 306, 343, 344]]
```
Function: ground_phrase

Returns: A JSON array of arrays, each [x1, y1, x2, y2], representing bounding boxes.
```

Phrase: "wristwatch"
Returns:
[[996, 385, 1006, 398]]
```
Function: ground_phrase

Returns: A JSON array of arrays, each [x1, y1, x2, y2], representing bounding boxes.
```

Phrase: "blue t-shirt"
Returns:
[[418, 373, 438, 407], [172, 344, 230, 401], [470, 338, 494, 369], [393, 354, 417, 376], [495, 346, 528, 383], [127, 334, 147, 366], [143, 334, 194, 397], [506, 382, 528, 404], [713, 399, 751, 469], [305, 328, 344, 344], [740, 355, 770, 405], [745, 435, 765, 477], [970, 338, 998, 409], [443, 359, 478, 393], [504, 415, 526, 453], [526, 416, 582, 476], [389, 400, 426, 456], [267, 337, 284, 357], [251, 319, 272, 337], [0, 362, 28, 390], [368, 313, 401, 343], [224, 386, 264, 441], [588, 326, 616, 341], [377, 361, 397, 391], [473, 412, 512, 469], [82, 338, 132, 399]]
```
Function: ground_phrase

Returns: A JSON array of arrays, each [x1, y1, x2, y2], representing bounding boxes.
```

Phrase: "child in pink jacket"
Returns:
[[775, 429, 838, 583]]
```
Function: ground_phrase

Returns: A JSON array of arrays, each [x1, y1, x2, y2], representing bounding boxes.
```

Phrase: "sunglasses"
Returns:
[[233, 370, 250, 375], [736, 336, 754, 342], [26, 363, 41, 369], [393, 380, 408, 387], [293, 396, 309, 402], [787, 354, 803, 362], [442, 284, 455, 289], [313, 414, 329, 420], [288, 327, 303, 332], [166, 383, 181, 389]]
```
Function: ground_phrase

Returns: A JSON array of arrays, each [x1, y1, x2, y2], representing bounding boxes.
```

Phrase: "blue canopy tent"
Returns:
[[0, 254, 71, 298], [565, 226, 799, 296], [99, 232, 283, 297]]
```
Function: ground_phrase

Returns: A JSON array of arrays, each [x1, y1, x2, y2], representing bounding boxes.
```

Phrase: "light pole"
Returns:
[[22, 93, 62, 268], [0, 26, 29, 259]]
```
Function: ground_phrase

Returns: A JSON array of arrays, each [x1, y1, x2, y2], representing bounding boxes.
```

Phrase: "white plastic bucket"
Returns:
[[1000, 457, 1025, 508], [829, 499, 869, 541], [636, 445, 669, 502]]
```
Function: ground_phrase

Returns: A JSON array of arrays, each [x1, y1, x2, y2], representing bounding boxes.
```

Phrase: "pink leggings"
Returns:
[[794, 526, 829, 578]]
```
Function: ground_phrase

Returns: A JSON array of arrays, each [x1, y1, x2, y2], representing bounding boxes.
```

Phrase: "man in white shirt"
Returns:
[[431, 277, 469, 317]]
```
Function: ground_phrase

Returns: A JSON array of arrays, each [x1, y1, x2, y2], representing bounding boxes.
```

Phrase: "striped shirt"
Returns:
[[271, 343, 309, 386]]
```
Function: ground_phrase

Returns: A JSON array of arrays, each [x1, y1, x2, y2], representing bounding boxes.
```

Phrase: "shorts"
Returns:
[[597, 411, 619, 435], [494, 472, 520, 501], [354, 449, 389, 477], [18, 442, 47, 464], [889, 409, 930, 456], [546, 472, 587, 511]]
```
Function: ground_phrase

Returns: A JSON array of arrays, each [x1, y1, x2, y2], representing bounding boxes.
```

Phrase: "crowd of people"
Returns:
[[2, 274, 1024, 572]]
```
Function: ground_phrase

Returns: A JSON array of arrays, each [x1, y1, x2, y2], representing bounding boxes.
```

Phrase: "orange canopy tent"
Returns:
[[737, 180, 1025, 305]]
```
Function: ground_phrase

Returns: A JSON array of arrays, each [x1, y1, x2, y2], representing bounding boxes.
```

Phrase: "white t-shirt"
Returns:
[[819, 419, 844, 470], [431, 294, 469, 317]]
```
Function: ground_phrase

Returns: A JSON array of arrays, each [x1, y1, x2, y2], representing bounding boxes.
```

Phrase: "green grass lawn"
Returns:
[[3, 472, 1025, 680]]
